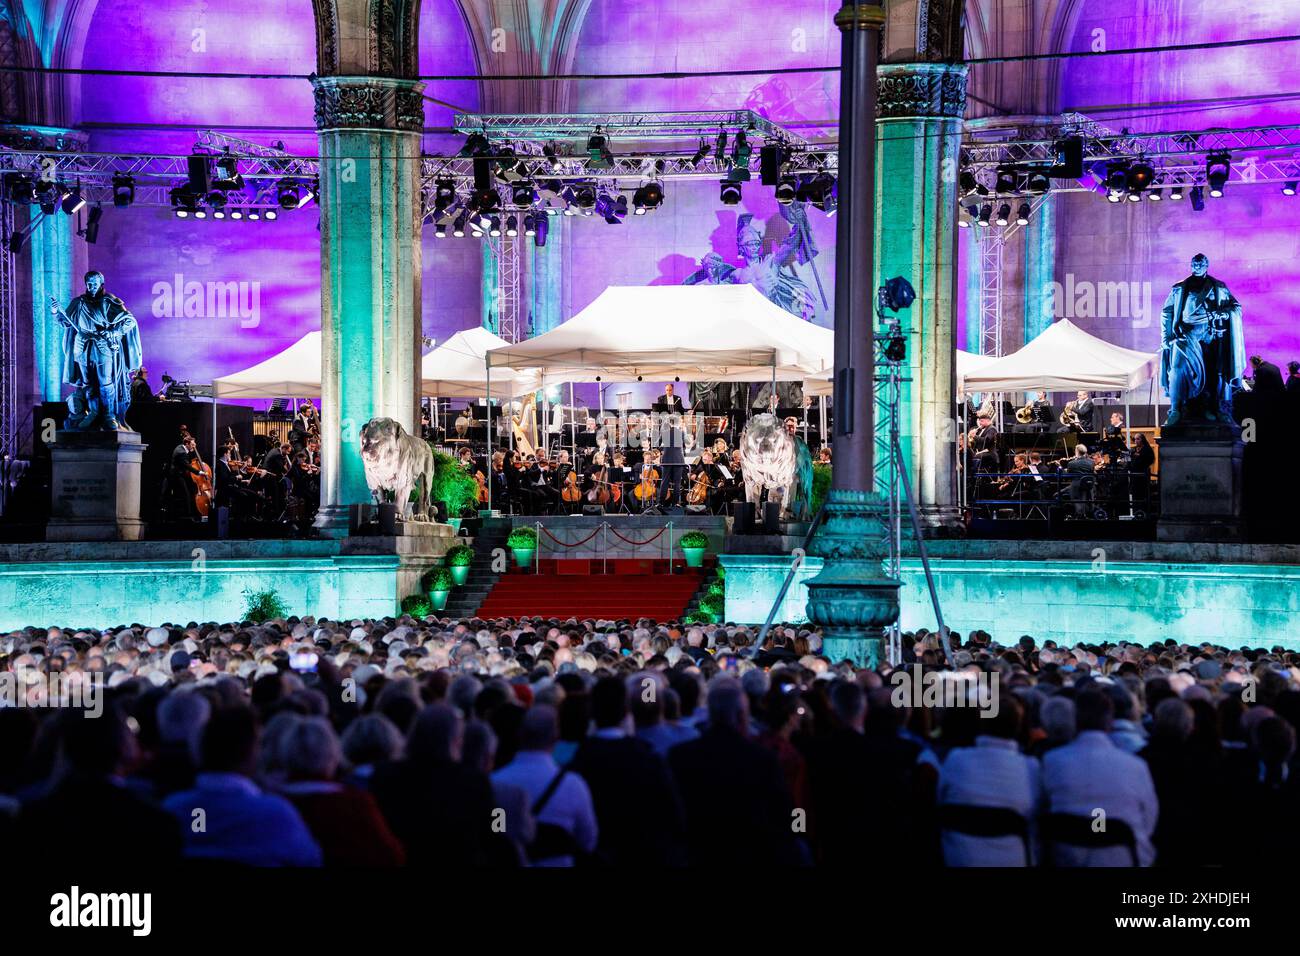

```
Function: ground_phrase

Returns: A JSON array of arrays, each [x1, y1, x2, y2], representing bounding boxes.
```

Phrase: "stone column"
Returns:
[[30, 209, 73, 402], [874, 61, 967, 529], [1022, 193, 1056, 343], [804, 1, 901, 667], [312, 76, 424, 535]]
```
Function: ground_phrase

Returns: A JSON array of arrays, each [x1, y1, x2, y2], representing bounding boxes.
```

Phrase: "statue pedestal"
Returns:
[[1157, 424, 1243, 542], [46, 430, 147, 542]]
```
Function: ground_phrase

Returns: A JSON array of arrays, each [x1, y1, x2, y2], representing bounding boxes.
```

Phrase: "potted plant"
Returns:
[[445, 544, 475, 586], [507, 526, 538, 567], [421, 566, 455, 610], [679, 530, 710, 568], [698, 590, 725, 621], [400, 593, 433, 619]]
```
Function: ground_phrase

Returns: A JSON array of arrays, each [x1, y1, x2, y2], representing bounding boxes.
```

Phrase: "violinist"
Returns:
[[489, 451, 510, 508], [551, 450, 578, 514], [688, 449, 728, 513], [995, 453, 1030, 501], [215, 441, 261, 521], [161, 430, 201, 520]]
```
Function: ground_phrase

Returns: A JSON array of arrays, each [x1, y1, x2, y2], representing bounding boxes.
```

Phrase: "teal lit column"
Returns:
[[30, 209, 73, 401], [874, 61, 967, 528], [1022, 194, 1055, 342], [480, 241, 498, 333], [962, 225, 982, 352], [312, 76, 425, 534], [527, 217, 563, 335]]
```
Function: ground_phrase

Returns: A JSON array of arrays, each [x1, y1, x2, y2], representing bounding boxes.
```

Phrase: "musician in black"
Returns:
[[160, 432, 201, 520], [1128, 433, 1156, 506], [1030, 390, 1053, 425], [688, 449, 729, 514], [214, 441, 260, 521], [1102, 412, 1127, 456], [969, 414, 1000, 486], [1061, 443, 1098, 516], [1074, 391, 1095, 430], [653, 383, 689, 507], [550, 450, 577, 514]]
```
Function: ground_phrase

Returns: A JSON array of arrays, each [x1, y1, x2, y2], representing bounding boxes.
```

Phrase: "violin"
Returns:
[[474, 469, 489, 504]]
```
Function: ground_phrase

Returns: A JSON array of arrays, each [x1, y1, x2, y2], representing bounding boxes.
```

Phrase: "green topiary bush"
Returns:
[[242, 587, 289, 623], [429, 446, 481, 518], [400, 594, 433, 618], [811, 462, 832, 515], [679, 530, 709, 550], [699, 591, 725, 619], [420, 566, 455, 593], [507, 526, 538, 549], [445, 544, 475, 567]]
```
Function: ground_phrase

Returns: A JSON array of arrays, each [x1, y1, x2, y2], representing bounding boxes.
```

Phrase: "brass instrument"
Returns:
[[1015, 402, 1035, 424], [1059, 400, 1081, 428]]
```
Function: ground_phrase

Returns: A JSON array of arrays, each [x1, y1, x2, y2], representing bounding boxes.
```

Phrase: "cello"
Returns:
[[633, 459, 660, 505]]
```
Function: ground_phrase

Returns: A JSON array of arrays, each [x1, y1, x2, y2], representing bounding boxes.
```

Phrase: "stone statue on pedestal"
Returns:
[[1160, 254, 1244, 426], [50, 271, 142, 431]]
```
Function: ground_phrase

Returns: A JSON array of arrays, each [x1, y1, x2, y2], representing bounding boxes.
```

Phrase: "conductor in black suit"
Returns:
[[652, 383, 688, 507]]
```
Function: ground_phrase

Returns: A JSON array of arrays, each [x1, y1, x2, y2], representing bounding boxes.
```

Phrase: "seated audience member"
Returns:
[[163, 707, 323, 866]]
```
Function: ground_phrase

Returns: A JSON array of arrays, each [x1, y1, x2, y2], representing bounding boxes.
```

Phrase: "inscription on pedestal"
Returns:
[[46, 430, 147, 542]]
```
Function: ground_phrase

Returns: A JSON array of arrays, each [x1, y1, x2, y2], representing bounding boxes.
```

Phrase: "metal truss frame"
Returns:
[[454, 110, 812, 147], [962, 113, 1300, 195]]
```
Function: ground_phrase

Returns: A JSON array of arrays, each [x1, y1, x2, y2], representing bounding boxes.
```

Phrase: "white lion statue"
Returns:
[[359, 417, 436, 521], [738, 413, 813, 521]]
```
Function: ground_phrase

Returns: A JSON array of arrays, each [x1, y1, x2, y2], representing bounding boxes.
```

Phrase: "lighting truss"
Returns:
[[454, 110, 811, 148], [962, 112, 1300, 195]]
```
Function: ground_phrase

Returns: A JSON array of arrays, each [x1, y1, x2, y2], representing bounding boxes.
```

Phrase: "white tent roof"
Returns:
[[420, 326, 541, 397], [960, 319, 1158, 393], [213, 331, 322, 399], [485, 284, 834, 383], [804, 349, 998, 397]]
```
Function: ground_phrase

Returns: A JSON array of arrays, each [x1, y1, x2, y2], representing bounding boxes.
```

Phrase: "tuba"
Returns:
[[1059, 400, 1080, 428]]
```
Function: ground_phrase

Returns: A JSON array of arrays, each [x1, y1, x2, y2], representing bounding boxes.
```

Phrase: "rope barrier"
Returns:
[[606, 525, 668, 546], [539, 525, 604, 548]]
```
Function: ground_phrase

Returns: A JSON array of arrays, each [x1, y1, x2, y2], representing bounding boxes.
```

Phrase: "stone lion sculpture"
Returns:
[[737, 413, 813, 521], [359, 417, 436, 521]]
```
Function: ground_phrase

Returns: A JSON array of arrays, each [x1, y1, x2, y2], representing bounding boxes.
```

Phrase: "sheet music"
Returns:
[[717, 465, 734, 480]]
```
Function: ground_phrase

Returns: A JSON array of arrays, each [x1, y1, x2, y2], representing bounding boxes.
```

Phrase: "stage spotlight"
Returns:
[[247, 209, 261, 221], [958, 206, 972, 228], [732, 129, 752, 168], [62, 184, 86, 215], [229, 208, 243, 220], [587, 126, 612, 167], [714, 129, 728, 165], [1206, 153, 1230, 197], [1026, 167, 1051, 194], [994, 203, 1010, 226], [977, 203, 992, 225], [36, 180, 61, 216], [1126, 161, 1155, 198], [511, 182, 537, 207], [264, 209, 278, 221], [522, 213, 536, 236], [7, 230, 25, 254], [719, 179, 742, 205], [774, 176, 797, 205], [434, 179, 457, 213], [532, 213, 548, 247], [1016, 202, 1030, 225], [959, 171, 980, 195], [573, 183, 597, 209], [1106, 188, 1123, 204], [214, 152, 243, 191], [170, 186, 198, 219], [488, 216, 501, 237], [505, 215, 518, 237], [689, 139, 710, 168], [205, 190, 227, 210], [1168, 183, 1184, 200], [451, 211, 467, 237], [1190, 185, 1205, 211], [276, 179, 302, 209], [1283, 181, 1298, 196], [995, 165, 1018, 194], [434, 223, 447, 238], [542, 144, 562, 171], [458, 131, 490, 158], [4, 174, 35, 204], [194, 208, 207, 220], [108, 173, 133, 208], [212, 208, 226, 220], [471, 187, 501, 214], [632, 180, 664, 213], [81, 205, 103, 243], [613, 195, 628, 220], [959, 201, 979, 227]]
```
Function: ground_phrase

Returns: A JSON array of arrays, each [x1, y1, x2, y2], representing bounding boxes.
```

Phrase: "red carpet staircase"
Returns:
[[475, 565, 707, 621]]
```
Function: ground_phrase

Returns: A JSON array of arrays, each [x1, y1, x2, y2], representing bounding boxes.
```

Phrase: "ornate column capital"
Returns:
[[877, 62, 967, 120], [311, 75, 425, 133], [834, 2, 886, 32]]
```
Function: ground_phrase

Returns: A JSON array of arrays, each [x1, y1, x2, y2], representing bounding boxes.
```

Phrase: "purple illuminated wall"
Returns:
[[1052, 2, 1300, 369]]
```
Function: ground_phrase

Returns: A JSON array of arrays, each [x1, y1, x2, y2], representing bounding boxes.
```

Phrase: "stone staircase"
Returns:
[[442, 517, 513, 618]]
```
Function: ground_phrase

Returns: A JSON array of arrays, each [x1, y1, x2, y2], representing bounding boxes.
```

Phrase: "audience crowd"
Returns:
[[2, 613, 1298, 867]]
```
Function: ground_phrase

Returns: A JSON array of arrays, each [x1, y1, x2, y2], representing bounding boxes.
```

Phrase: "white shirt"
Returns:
[[492, 750, 598, 866], [1041, 730, 1159, 866], [938, 736, 1041, 866]]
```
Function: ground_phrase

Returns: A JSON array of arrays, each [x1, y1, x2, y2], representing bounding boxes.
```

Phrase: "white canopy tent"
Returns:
[[420, 326, 541, 397], [959, 319, 1158, 394], [213, 331, 323, 399], [485, 284, 834, 383], [803, 348, 999, 398]]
